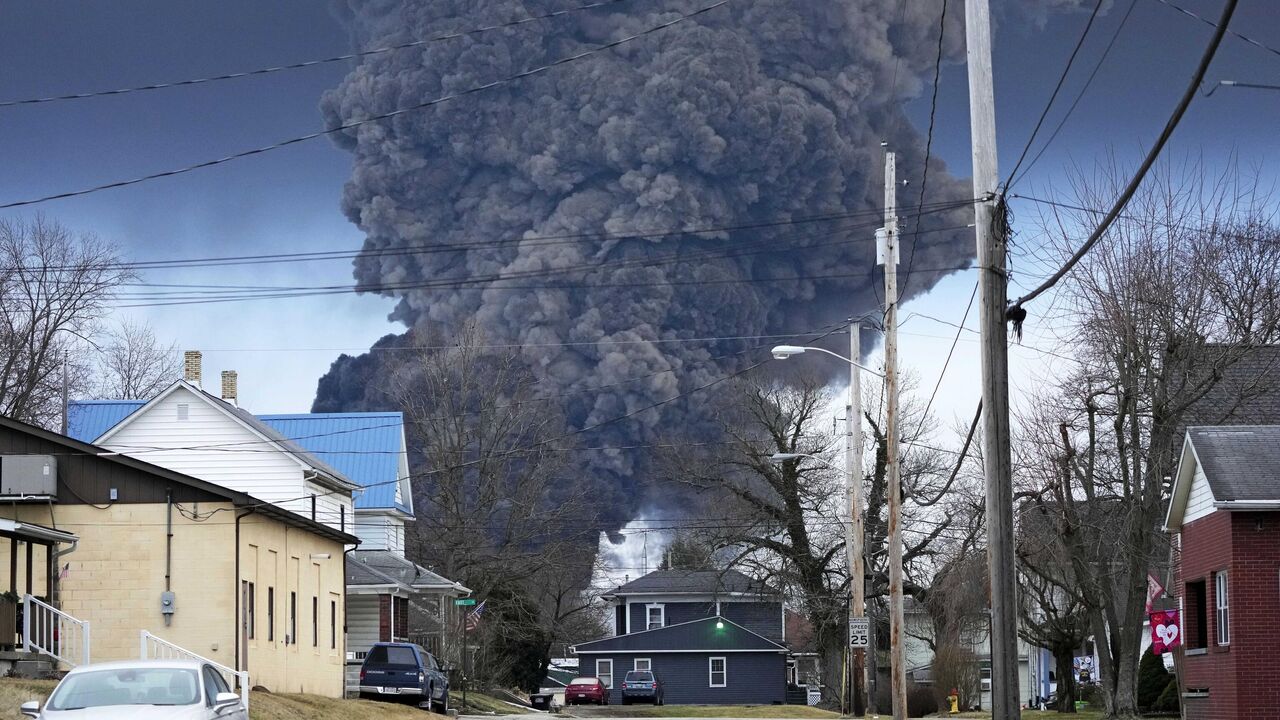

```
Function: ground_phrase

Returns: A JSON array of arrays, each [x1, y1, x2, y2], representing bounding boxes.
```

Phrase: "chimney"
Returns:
[[221, 371, 238, 407], [183, 351, 202, 387]]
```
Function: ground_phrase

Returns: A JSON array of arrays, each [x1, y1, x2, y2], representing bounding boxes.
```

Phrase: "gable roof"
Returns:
[[609, 570, 774, 597], [257, 413, 411, 514], [91, 381, 358, 493], [349, 550, 468, 593], [1167, 426, 1280, 530], [571, 616, 787, 654], [0, 414, 358, 545]]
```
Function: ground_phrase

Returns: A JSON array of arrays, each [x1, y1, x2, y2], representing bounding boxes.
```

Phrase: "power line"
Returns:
[[1001, 0, 1106, 190], [1009, 0, 1239, 309], [899, 0, 951, 300], [0, 0, 634, 109], [1148, 0, 1280, 59], [0, 0, 730, 210], [1005, 0, 1137, 191]]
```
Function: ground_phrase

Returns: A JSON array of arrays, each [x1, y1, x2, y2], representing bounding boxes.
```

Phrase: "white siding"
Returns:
[[354, 512, 405, 553], [284, 480, 354, 534], [347, 594, 382, 658], [1185, 463, 1217, 524], [101, 386, 305, 502]]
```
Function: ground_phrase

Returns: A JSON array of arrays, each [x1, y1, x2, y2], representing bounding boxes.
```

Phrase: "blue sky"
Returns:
[[1, 0, 1278, 429]]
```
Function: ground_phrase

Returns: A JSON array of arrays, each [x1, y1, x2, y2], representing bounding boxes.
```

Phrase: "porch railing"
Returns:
[[23, 595, 89, 667], [140, 630, 249, 712]]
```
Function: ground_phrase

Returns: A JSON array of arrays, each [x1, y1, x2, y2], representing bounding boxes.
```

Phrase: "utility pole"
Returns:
[[965, 0, 1019, 717], [845, 321, 866, 717], [60, 349, 69, 435], [878, 147, 907, 720]]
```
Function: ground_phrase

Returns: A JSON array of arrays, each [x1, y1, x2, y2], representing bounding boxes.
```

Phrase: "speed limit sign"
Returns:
[[849, 618, 870, 648]]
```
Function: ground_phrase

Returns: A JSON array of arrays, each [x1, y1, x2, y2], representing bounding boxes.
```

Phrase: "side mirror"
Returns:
[[19, 701, 39, 718], [214, 692, 241, 710]]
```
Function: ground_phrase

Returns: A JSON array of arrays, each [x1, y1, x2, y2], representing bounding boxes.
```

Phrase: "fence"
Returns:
[[140, 630, 249, 711], [22, 595, 89, 667]]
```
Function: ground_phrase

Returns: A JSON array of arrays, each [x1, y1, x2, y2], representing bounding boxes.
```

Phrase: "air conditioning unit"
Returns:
[[0, 455, 57, 498]]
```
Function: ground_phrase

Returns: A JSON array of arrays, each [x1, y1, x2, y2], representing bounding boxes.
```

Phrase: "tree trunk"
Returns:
[[1054, 646, 1077, 713]]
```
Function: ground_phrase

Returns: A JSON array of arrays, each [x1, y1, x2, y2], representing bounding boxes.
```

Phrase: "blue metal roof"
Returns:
[[66, 400, 144, 443], [257, 413, 410, 513], [65, 400, 410, 513]]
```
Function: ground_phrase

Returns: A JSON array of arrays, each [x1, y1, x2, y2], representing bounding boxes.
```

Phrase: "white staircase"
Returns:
[[22, 595, 89, 668]]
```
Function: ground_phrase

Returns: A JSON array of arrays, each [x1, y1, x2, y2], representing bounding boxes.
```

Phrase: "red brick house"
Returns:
[[1166, 426, 1280, 720]]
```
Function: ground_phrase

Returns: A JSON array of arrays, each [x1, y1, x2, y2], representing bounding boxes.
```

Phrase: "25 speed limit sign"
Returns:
[[849, 618, 870, 648]]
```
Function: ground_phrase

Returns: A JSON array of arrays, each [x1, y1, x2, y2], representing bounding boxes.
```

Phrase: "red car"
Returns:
[[565, 677, 610, 705]]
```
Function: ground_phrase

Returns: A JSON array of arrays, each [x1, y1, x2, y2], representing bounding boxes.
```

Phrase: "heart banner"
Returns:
[[1150, 610, 1181, 653]]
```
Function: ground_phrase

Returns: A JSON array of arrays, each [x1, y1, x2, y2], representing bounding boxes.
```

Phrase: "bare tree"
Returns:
[[1017, 158, 1280, 718], [393, 323, 605, 686], [659, 372, 961, 704], [95, 319, 179, 399], [0, 216, 133, 428]]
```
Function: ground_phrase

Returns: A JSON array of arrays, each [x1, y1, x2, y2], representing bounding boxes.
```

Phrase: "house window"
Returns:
[[709, 657, 727, 688], [289, 592, 297, 644], [1186, 580, 1208, 649], [646, 604, 665, 630], [246, 582, 255, 640], [596, 659, 613, 689], [267, 587, 275, 642], [1215, 571, 1229, 646], [635, 658, 651, 672], [980, 663, 992, 691], [312, 596, 319, 648], [340, 506, 346, 533], [310, 495, 317, 522], [331, 600, 338, 650]]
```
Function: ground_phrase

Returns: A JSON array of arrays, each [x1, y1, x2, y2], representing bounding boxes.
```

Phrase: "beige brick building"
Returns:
[[0, 415, 357, 697]]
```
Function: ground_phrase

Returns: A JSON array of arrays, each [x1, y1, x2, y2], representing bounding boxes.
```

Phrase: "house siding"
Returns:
[[1184, 464, 1217, 525], [580, 652, 785, 705], [722, 601, 783, 643], [353, 513, 405, 553]]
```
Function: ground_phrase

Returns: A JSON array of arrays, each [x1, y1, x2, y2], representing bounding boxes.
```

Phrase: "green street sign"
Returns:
[[455, 598, 477, 606]]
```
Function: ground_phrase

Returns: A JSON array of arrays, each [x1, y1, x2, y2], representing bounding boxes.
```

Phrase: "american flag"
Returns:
[[465, 600, 486, 631]]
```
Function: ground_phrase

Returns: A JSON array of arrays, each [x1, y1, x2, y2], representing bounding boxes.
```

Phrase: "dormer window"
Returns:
[[646, 604, 665, 630]]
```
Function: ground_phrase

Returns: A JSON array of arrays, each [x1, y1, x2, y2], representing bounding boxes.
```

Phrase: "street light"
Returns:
[[770, 327, 871, 716], [770, 345, 886, 378]]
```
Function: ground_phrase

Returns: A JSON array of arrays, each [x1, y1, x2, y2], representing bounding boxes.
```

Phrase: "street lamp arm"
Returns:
[[770, 345, 886, 378]]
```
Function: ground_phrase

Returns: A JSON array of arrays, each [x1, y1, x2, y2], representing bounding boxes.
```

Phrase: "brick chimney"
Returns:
[[183, 350, 202, 387], [221, 371, 238, 407]]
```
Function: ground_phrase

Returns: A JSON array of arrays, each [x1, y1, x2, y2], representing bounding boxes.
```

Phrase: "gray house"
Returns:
[[571, 570, 789, 705]]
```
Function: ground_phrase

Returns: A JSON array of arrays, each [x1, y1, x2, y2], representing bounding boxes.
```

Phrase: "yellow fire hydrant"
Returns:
[[947, 689, 960, 714]]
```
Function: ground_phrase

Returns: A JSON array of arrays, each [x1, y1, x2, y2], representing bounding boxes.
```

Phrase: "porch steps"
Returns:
[[0, 650, 60, 679]]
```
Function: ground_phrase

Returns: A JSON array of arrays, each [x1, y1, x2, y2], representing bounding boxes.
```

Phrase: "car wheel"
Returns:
[[431, 690, 448, 715]]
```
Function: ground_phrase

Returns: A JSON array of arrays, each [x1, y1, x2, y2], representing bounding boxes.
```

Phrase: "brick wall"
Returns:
[[1176, 510, 1280, 720]]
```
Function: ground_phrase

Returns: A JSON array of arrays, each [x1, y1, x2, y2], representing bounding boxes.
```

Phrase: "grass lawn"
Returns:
[[450, 689, 521, 715], [565, 705, 840, 718], [948, 711, 1106, 720], [0, 678, 445, 720]]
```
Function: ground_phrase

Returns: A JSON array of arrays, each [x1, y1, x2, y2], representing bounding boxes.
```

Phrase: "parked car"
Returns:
[[19, 659, 245, 719], [358, 642, 449, 713], [621, 670, 664, 705], [564, 677, 609, 705]]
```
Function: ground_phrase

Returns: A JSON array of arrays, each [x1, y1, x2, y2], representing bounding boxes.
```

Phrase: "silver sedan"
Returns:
[[20, 660, 246, 720]]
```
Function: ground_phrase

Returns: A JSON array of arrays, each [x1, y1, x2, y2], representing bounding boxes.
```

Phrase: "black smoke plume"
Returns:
[[314, 0, 978, 529]]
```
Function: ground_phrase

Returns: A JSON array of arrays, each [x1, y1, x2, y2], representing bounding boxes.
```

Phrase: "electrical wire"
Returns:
[[1002, 0, 1106, 190], [1009, 0, 1240, 309], [0, 0, 730, 210], [1005, 0, 1138, 191], [0, 0, 635, 109], [1147, 0, 1280, 60]]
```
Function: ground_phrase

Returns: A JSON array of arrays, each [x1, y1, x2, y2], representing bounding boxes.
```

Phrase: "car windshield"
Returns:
[[569, 678, 599, 686], [366, 645, 417, 666], [47, 667, 200, 710], [625, 672, 654, 682]]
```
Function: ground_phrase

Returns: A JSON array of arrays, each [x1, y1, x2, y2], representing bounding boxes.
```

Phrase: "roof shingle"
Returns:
[[1188, 426, 1280, 502]]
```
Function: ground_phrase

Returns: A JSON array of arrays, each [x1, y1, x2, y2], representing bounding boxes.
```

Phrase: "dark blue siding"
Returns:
[[722, 601, 783, 643], [615, 605, 626, 636], [665, 602, 717, 626], [579, 652, 786, 705]]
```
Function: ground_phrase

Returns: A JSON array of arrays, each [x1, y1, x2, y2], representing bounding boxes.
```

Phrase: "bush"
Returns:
[[1153, 679, 1180, 714], [907, 686, 939, 718], [1137, 651, 1171, 709], [1077, 682, 1104, 707]]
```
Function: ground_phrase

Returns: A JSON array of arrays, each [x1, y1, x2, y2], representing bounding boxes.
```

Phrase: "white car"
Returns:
[[20, 660, 247, 720]]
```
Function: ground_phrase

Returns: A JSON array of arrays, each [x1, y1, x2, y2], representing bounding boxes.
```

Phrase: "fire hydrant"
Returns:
[[947, 688, 960, 714]]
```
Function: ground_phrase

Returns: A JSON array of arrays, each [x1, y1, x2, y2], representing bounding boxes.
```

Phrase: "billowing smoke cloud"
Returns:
[[314, 0, 976, 527]]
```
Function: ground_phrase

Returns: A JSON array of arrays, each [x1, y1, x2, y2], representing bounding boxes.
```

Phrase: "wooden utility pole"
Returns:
[[965, 0, 1020, 717], [845, 321, 866, 717], [879, 147, 907, 720]]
